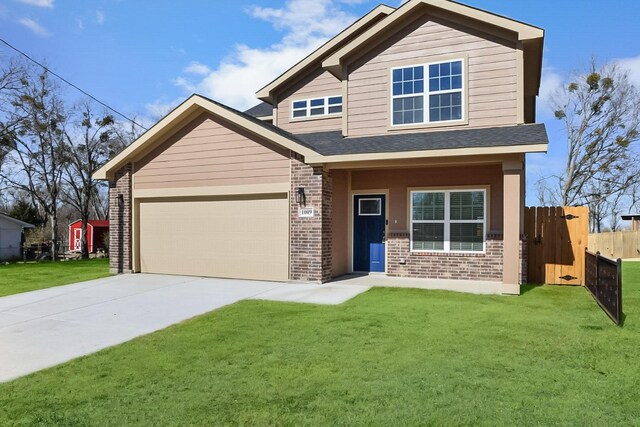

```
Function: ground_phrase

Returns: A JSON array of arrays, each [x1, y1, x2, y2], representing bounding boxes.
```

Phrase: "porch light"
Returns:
[[117, 193, 124, 208], [295, 187, 306, 205]]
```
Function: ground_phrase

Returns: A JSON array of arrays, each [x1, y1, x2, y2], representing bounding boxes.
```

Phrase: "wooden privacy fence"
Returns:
[[585, 250, 623, 325], [525, 206, 589, 285], [588, 231, 640, 259]]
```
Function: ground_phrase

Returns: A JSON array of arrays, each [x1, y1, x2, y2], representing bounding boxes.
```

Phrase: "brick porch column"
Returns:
[[290, 154, 332, 282], [108, 163, 132, 274], [502, 160, 523, 294]]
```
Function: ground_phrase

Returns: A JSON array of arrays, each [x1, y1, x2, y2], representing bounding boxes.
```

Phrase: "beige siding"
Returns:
[[134, 113, 289, 190], [138, 195, 289, 281], [347, 14, 519, 137], [277, 68, 343, 134]]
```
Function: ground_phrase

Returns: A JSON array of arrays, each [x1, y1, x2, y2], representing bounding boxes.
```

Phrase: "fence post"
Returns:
[[617, 258, 623, 323], [595, 251, 600, 298]]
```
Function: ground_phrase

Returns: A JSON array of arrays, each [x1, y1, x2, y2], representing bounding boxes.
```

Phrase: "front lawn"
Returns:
[[0, 263, 638, 425], [0, 259, 110, 297]]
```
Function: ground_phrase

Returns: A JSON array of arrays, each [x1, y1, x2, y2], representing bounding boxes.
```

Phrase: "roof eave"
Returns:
[[322, 0, 544, 80], [306, 143, 548, 165], [255, 4, 395, 103]]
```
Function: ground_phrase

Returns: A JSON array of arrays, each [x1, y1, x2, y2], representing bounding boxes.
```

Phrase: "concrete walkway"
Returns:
[[331, 273, 504, 295], [0, 274, 369, 382]]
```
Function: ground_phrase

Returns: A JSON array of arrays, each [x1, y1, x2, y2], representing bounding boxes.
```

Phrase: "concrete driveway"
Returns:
[[0, 274, 369, 382]]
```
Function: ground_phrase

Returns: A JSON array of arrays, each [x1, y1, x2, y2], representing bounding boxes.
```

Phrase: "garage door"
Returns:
[[138, 194, 289, 281]]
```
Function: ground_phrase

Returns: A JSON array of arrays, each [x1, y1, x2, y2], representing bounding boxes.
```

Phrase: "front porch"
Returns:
[[290, 153, 526, 294]]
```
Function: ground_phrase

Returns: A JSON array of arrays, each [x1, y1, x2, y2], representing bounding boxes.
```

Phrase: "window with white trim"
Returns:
[[391, 59, 464, 126], [411, 189, 485, 252], [292, 95, 342, 119]]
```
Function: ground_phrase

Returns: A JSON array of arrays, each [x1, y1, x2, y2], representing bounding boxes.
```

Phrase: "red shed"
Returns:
[[68, 220, 109, 253]]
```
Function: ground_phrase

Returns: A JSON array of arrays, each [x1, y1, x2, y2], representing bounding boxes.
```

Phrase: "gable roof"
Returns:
[[244, 101, 273, 118], [0, 213, 34, 228], [322, 0, 544, 79], [255, 4, 395, 103], [93, 94, 318, 180], [69, 219, 109, 227]]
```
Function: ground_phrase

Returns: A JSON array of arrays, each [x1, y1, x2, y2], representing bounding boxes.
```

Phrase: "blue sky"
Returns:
[[2, 0, 640, 205]]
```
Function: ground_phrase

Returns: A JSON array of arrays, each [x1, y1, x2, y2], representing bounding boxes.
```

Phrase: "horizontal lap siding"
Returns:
[[348, 15, 518, 137], [134, 113, 289, 189], [277, 69, 343, 134]]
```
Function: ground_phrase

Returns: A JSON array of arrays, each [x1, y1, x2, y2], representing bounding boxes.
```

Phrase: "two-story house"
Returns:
[[94, 0, 548, 294]]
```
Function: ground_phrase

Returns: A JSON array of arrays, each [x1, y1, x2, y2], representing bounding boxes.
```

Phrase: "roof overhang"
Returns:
[[306, 142, 548, 166], [255, 4, 395, 104], [0, 213, 34, 228], [322, 0, 544, 80], [93, 95, 319, 181]]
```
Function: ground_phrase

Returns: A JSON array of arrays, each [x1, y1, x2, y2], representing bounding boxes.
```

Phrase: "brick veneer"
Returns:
[[519, 237, 527, 284], [108, 163, 132, 274], [387, 232, 528, 284], [387, 231, 504, 281], [290, 152, 332, 282]]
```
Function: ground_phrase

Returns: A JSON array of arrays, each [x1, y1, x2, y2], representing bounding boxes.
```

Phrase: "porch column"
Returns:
[[502, 160, 523, 294]]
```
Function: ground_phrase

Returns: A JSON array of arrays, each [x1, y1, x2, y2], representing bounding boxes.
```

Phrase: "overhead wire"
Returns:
[[0, 37, 148, 131]]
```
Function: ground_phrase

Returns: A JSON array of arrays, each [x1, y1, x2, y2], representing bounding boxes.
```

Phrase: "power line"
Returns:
[[0, 37, 148, 131]]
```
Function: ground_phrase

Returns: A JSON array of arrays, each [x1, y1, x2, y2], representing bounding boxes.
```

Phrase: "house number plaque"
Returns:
[[298, 207, 315, 218]]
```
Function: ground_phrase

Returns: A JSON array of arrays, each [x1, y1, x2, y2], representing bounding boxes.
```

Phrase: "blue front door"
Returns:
[[353, 194, 386, 272]]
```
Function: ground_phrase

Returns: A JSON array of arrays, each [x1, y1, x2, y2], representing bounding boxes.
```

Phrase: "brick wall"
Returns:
[[108, 163, 132, 274], [386, 231, 504, 281], [519, 237, 527, 284], [290, 153, 332, 282]]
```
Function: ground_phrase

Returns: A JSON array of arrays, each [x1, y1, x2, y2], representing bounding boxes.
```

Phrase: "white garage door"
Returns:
[[138, 194, 289, 281]]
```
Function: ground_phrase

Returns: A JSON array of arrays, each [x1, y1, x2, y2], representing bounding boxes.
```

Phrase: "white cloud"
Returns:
[[537, 67, 563, 119], [96, 11, 105, 25], [18, 17, 51, 36], [145, 97, 184, 121], [615, 55, 640, 88], [76, 18, 84, 30], [183, 61, 211, 76], [168, 0, 361, 110], [15, 0, 53, 8]]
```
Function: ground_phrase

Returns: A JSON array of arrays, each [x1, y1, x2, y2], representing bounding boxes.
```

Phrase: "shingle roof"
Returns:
[[294, 123, 549, 156], [244, 101, 273, 118]]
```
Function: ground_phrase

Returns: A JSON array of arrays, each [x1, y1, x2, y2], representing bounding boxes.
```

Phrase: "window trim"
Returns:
[[358, 197, 382, 216], [409, 188, 486, 254], [291, 95, 343, 120], [389, 57, 466, 128]]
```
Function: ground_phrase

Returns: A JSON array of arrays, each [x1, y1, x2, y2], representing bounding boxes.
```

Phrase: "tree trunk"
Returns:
[[81, 216, 89, 260], [50, 211, 59, 261]]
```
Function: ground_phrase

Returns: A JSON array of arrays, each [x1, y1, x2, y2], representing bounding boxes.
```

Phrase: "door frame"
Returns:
[[348, 189, 389, 274]]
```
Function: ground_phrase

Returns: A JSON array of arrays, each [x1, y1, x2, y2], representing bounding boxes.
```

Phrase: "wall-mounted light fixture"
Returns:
[[117, 194, 124, 208], [295, 187, 306, 205]]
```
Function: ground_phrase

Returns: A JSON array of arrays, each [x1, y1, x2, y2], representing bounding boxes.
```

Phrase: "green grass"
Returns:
[[0, 259, 110, 297], [0, 263, 639, 426]]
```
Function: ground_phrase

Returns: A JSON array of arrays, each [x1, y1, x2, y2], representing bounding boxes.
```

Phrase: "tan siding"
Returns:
[[134, 113, 289, 190], [348, 14, 519, 137], [277, 68, 343, 134]]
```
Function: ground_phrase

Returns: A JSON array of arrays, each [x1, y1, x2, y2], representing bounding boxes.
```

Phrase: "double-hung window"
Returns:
[[292, 96, 342, 119], [411, 189, 485, 252], [391, 59, 464, 126]]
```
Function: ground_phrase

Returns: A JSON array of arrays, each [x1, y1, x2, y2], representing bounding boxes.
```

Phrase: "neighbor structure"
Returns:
[[95, 0, 548, 294], [68, 220, 109, 254], [0, 213, 34, 261]]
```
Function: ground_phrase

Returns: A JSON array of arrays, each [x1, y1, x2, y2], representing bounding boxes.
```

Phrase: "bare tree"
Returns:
[[548, 60, 640, 208], [0, 67, 67, 260], [61, 102, 117, 259], [0, 58, 27, 170]]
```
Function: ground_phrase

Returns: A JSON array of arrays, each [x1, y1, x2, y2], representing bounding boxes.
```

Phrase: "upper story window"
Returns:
[[292, 95, 342, 119], [391, 59, 464, 126]]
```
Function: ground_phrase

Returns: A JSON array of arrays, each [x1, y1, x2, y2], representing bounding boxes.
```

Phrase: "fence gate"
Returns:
[[524, 206, 589, 285]]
